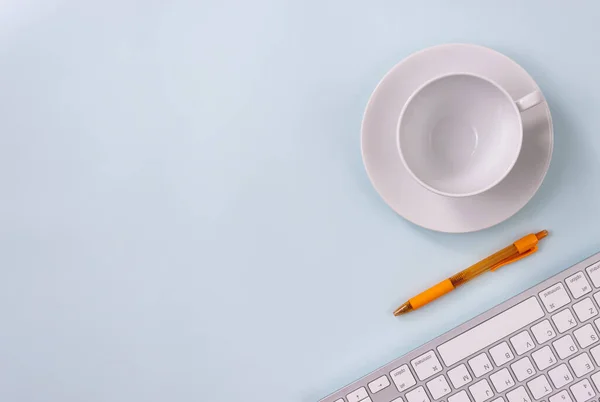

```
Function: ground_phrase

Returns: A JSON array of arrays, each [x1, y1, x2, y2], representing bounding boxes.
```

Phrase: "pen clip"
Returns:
[[490, 246, 538, 271]]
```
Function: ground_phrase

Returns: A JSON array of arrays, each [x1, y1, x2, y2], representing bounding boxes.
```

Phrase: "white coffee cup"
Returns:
[[396, 73, 544, 198]]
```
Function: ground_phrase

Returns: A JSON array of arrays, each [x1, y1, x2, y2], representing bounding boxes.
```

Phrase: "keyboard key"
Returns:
[[437, 297, 544, 366], [569, 353, 594, 377], [570, 379, 595, 402], [491, 398, 505, 402], [426, 375, 451, 400], [469, 379, 494, 402], [448, 391, 470, 402], [468, 353, 493, 377], [592, 372, 600, 394], [594, 292, 600, 308], [531, 346, 557, 370], [489, 342, 514, 366], [552, 309, 577, 333], [549, 390, 573, 402], [406, 386, 431, 402], [390, 364, 417, 392], [507, 386, 532, 402], [539, 283, 571, 313], [566, 272, 592, 298], [347, 387, 368, 402], [531, 320, 556, 344], [590, 345, 600, 365], [334, 399, 344, 402], [511, 356, 536, 381], [548, 364, 573, 388], [368, 375, 390, 394], [392, 398, 403, 402], [585, 261, 600, 287], [490, 368, 515, 393], [447, 364, 472, 389], [411, 351, 443, 381], [553, 335, 578, 359], [510, 331, 535, 355], [527, 375, 552, 400], [573, 298, 597, 322], [574, 324, 598, 348]]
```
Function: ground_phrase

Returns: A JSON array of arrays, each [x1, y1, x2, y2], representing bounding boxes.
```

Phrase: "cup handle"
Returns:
[[515, 90, 544, 112]]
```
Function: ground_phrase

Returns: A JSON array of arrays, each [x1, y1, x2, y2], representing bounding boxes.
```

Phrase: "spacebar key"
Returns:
[[437, 297, 544, 366]]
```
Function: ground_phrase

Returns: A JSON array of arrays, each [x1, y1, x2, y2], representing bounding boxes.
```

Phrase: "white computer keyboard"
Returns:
[[319, 252, 600, 402]]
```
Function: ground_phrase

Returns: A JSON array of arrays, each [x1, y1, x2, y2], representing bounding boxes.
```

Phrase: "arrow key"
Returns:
[[368, 375, 390, 394]]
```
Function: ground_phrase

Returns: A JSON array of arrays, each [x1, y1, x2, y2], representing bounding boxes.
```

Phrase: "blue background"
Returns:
[[1, 1, 599, 401]]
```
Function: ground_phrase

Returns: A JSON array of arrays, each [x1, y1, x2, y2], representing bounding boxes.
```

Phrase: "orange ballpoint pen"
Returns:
[[393, 230, 549, 316]]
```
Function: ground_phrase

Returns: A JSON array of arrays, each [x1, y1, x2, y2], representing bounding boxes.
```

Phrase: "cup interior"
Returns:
[[398, 74, 523, 197]]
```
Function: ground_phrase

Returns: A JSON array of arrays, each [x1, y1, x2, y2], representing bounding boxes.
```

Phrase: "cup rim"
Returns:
[[396, 72, 524, 198]]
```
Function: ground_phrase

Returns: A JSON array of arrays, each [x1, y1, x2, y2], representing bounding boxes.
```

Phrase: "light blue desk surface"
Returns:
[[2, 1, 600, 401]]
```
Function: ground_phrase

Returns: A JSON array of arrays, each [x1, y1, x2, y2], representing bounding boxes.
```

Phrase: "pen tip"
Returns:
[[536, 230, 549, 240], [393, 302, 413, 316]]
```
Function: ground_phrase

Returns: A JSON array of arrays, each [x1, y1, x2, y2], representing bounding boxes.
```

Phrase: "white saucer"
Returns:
[[361, 44, 553, 233]]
